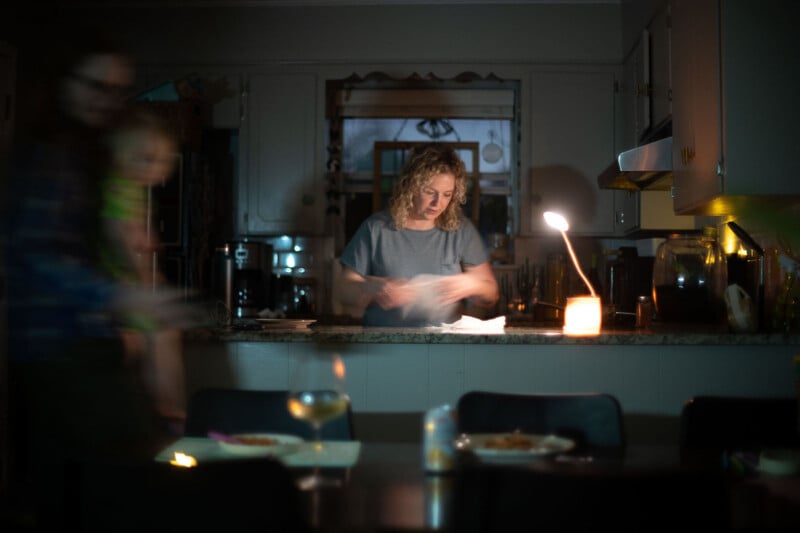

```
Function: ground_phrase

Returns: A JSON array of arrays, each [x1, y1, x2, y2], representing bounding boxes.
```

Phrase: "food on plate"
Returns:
[[483, 433, 534, 450], [236, 435, 277, 446]]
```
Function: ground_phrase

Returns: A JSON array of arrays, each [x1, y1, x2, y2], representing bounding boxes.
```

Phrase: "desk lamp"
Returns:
[[543, 211, 601, 336]]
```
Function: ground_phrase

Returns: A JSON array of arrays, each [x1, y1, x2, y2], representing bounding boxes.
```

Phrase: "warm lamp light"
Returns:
[[562, 296, 602, 336], [170, 451, 197, 468], [543, 211, 601, 336]]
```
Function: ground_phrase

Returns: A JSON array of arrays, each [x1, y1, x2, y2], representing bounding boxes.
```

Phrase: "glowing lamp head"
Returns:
[[543, 211, 570, 232]]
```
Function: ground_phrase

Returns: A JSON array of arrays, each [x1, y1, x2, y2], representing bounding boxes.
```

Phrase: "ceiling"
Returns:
[[66, 0, 620, 6]]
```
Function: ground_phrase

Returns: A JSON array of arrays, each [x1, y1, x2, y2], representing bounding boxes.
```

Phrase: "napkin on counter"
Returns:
[[436, 315, 506, 334]]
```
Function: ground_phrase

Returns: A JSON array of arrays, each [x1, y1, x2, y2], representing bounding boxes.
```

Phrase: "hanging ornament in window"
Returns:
[[416, 118, 456, 139], [482, 129, 504, 164]]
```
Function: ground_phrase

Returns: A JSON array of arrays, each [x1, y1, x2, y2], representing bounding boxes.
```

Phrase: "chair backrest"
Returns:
[[184, 388, 355, 440], [456, 390, 625, 451], [453, 461, 729, 531], [679, 395, 800, 451]]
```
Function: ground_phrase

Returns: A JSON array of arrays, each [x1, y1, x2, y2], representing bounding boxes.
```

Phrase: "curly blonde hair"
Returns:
[[388, 144, 468, 231]]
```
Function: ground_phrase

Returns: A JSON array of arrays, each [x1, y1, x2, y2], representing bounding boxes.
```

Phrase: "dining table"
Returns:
[[151, 436, 800, 531]]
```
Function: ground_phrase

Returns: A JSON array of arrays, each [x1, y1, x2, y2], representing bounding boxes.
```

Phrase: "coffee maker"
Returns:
[[214, 241, 273, 319]]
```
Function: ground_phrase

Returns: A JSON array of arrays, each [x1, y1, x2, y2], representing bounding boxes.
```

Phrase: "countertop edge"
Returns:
[[184, 326, 800, 345]]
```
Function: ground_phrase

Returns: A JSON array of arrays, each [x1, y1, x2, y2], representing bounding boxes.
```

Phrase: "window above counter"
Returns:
[[326, 73, 520, 249]]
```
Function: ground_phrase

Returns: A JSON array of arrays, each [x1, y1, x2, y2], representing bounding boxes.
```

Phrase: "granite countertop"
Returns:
[[185, 322, 800, 345]]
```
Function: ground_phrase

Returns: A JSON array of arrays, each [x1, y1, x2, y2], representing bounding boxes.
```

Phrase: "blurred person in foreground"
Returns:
[[100, 109, 187, 434], [3, 28, 187, 528], [336, 143, 499, 326]]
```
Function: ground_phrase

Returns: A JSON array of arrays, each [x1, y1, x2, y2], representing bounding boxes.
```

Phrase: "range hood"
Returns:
[[597, 136, 673, 191]]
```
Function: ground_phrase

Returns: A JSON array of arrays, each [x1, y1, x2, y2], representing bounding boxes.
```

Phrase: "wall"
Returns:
[[60, 4, 622, 66], [621, 0, 667, 58]]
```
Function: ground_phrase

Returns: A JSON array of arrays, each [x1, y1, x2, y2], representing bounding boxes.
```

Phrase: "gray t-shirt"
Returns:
[[340, 210, 488, 326]]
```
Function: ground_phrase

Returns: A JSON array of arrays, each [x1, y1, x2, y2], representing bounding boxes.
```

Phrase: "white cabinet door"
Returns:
[[648, 4, 671, 130], [240, 73, 320, 235], [617, 190, 697, 235], [613, 189, 639, 234], [670, 0, 722, 214], [671, 0, 800, 214], [621, 38, 645, 151], [528, 70, 618, 235]]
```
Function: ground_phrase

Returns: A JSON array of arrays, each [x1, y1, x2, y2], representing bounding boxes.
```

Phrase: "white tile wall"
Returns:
[[185, 341, 798, 418]]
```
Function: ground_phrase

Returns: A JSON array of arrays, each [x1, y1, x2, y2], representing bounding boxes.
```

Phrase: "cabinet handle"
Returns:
[[634, 83, 653, 98], [240, 78, 248, 123], [680, 147, 695, 165]]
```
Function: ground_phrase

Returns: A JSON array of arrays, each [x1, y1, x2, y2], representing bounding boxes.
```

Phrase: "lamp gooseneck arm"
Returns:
[[560, 231, 597, 297]]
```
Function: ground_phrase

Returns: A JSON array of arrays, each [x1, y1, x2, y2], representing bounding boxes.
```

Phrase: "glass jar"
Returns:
[[773, 268, 800, 332], [651, 231, 727, 323]]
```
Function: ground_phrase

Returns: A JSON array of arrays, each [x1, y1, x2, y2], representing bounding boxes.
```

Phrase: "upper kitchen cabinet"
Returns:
[[621, 33, 647, 151], [648, 4, 671, 134], [528, 69, 618, 235], [239, 72, 322, 236], [613, 189, 696, 235], [671, 0, 800, 214], [621, 2, 671, 150], [135, 67, 243, 130]]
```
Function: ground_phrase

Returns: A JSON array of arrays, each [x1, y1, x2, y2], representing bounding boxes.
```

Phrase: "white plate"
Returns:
[[256, 319, 317, 330], [455, 432, 576, 463], [757, 448, 800, 476], [218, 433, 303, 456]]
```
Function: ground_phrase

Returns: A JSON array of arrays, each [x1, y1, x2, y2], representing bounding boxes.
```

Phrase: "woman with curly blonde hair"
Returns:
[[337, 144, 499, 326], [388, 144, 468, 232]]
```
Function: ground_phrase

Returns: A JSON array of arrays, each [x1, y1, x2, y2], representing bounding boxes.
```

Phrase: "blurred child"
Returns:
[[101, 109, 186, 433]]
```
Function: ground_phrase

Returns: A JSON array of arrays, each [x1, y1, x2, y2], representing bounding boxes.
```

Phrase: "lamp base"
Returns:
[[563, 296, 602, 336]]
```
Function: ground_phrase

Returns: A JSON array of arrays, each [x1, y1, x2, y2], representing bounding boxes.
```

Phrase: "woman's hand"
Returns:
[[337, 265, 414, 311], [434, 273, 479, 306], [435, 263, 499, 308], [373, 277, 416, 310]]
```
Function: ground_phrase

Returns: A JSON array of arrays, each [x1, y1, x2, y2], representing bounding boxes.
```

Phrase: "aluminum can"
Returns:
[[636, 295, 653, 328], [424, 474, 453, 530], [422, 404, 456, 473]]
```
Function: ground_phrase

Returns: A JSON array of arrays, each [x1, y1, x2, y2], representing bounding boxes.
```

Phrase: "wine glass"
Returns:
[[287, 352, 348, 490]]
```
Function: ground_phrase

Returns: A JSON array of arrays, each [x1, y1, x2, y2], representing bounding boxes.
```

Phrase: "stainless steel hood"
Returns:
[[597, 136, 673, 191]]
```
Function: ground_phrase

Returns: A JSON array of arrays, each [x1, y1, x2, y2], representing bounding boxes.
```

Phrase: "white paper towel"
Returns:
[[435, 315, 506, 334]]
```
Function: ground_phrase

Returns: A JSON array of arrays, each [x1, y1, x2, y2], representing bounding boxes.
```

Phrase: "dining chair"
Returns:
[[184, 387, 355, 440], [453, 461, 729, 531], [456, 390, 626, 452], [70, 455, 309, 532], [679, 395, 800, 465]]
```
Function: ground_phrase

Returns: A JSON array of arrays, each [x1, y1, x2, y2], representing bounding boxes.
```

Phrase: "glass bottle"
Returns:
[[587, 253, 603, 297], [607, 247, 638, 314], [773, 269, 800, 333], [544, 253, 567, 321]]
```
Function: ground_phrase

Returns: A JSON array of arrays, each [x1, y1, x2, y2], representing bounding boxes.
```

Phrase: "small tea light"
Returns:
[[170, 451, 197, 468]]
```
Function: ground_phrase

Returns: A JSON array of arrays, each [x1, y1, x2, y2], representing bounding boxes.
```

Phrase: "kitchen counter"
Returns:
[[186, 323, 800, 346], [182, 321, 799, 434]]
